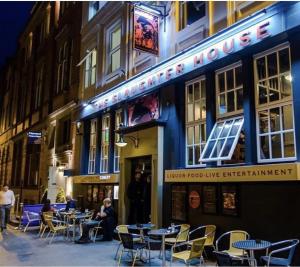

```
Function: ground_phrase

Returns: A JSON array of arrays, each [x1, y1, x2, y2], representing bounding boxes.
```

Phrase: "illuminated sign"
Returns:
[[27, 131, 42, 144], [92, 13, 282, 110]]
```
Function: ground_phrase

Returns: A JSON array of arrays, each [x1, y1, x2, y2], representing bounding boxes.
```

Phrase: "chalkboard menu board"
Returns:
[[202, 185, 217, 214], [221, 185, 238, 216], [171, 185, 187, 221]]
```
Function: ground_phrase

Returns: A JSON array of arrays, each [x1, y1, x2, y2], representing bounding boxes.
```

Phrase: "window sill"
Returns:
[[103, 69, 124, 85]]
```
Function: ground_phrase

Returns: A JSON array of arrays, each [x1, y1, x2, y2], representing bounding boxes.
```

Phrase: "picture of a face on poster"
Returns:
[[134, 8, 159, 55]]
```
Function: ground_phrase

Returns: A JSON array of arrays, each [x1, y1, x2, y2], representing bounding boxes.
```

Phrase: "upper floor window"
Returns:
[[59, 118, 71, 146], [89, 1, 107, 20], [255, 45, 296, 162], [88, 119, 97, 174], [178, 1, 206, 31], [100, 114, 110, 173], [84, 49, 97, 88], [34, 67, 43, 110], [186, 77, 206, 167], [114, 110, 123, 172], [57, 41, 70, 94], [107, 23, 121, 74]]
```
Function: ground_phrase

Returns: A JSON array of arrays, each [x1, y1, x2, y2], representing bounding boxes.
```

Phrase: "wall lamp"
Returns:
[[76, 121, 83, 135], [115, 134, 139, 148]]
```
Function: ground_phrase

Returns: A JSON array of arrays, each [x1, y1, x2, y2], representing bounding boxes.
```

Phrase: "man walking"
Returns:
[[0, 184, 15, 232]]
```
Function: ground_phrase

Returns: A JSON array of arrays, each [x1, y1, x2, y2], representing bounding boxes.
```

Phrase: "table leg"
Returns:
[[161, 235, 166, 267], [73, 220, 75, 242], [249, 250, 257, 267]]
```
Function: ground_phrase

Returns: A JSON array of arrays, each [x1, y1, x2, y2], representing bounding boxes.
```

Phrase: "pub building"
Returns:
[[73, 2, 300, 260]]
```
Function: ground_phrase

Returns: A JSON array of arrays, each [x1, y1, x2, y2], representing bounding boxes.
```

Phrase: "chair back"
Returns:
[[228, 230, 249, 254], [119, 233, 134, 250], [43, 213, 55, 232], [204, 225, 216, 246], [287, 239, 299, 263], [177, 224, 190, 242], [214, 251, 233, 266], [190, 237, 206, 259], [116, 225, 129, 234]]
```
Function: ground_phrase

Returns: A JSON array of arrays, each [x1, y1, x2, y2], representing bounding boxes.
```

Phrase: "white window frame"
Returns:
[[254, 44, 296, 163], [200, 116, 244, 162], [100, 114, 110, 173], [84, 49, 97, 88], [34, 67, 43, 110], [216, 62, 243, 119], [56, 42, 69, 94], [106, 21, 121, 75], [114, 109, 123, 173], [88, 1, 107, 20], [88, 119, 97, 174], [185, 76, 206, 167]]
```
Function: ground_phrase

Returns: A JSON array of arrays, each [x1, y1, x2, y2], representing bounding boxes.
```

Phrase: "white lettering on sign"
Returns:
[[99, 175, 110, 180], [93, 19, 275, 110]]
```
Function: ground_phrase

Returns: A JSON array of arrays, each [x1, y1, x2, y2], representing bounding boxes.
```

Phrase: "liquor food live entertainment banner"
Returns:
[[133, 7, 159, 55]]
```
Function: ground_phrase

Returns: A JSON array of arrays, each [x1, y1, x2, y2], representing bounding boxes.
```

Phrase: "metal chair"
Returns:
[[89, 220, 102, 242], [165, 224, 190, 247], [23, 211, 40, 232], [261, 239, 299, 266], [171, 237, 206, 266], [118, 232, 147, 267], [214, 251, 234, 266], [216, 230, 250, 259], [44, 214, 67, 244]]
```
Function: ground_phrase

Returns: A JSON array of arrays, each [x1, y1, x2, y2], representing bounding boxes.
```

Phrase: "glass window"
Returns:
[[84, 49, 97, 88], [185, 77, 206, 166], [255, 45, 296, 162], [88, 119, 97, 174], [107, 24, 121, 73], [56, 41, 70, 94], [100, 114, 110, 173], [200, 117, 244, 162], [34, 67, 43, 110], [114, 110, 123, 173], [178, 1, 206, 31], [216, 64, 243, 117], [88, 1, 107, 20]]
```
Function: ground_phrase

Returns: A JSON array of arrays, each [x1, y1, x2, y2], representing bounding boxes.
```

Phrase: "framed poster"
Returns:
[[93, 186, 99, 203], [221, 185, 239, 216], [133, 7, 159, 55], [87, 185, 93, 203], [189, 190, 201, 209], [171, 185, 187, 221], [202, 185, 218, 214]]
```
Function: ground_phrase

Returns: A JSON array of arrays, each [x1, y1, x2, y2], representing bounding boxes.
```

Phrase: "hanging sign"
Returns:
[[134, 7, 159, 55]]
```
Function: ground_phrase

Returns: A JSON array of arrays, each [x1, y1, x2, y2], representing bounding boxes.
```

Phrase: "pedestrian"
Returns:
[[0, 184, 15, 232]]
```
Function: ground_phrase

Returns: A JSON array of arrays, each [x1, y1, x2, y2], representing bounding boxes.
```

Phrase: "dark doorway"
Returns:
[[127, 156, 151, 224]]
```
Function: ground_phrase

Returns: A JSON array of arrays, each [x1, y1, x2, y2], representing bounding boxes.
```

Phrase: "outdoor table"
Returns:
[[128, 223, 155, 239], [232, 239, 271, 267], [148, 228, 178, 267]]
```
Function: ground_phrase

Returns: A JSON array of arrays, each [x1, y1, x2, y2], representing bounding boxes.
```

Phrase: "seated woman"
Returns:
[[40, 199, 54, 224], [76, 198, 115, 243]]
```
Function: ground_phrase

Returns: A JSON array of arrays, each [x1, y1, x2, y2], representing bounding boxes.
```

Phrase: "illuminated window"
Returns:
[[107, 23, 121, 74], [178, 1, 206, 31], [34, 67, 43, 110], [84, 49, 97, 88], [185, 77, 206, 166], [100, 114, 110, 173], [88, 119, 97, 174], [89, 1, 107, 20], [255, 45, 296, 162], [114, 110, 123, 172], [200, 117, 244, 162]]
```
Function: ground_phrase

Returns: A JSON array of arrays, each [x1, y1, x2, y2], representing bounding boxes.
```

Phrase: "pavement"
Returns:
[[0, 225, 215, 266]]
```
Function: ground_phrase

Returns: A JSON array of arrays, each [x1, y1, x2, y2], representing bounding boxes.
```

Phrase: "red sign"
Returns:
[[189, 191, 201, 209]]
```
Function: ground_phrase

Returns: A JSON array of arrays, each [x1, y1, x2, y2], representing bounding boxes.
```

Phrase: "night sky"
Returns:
[[0, 1, 34, 68]]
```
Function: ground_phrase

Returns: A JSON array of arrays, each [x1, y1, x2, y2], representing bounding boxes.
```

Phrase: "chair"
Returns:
[[171, 237, 206, 266], [89, 220, 102, 242], [214, 251, 234, 266], [44, 213, 67, 244], [118, 233, 147, 267], [189, 225, 216, 257], [261, 239, 299, 266], [216, 230, 250, 259], [23, 211, 41, 232], [165, 224, 190, 247], [39, 211, 54, 238]]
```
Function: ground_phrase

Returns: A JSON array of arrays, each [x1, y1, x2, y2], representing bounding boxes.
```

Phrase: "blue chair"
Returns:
[[261, 239, 299, 266]]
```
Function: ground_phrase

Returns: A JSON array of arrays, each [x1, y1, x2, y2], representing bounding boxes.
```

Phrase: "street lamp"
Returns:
[[115, 134, 139, 148]]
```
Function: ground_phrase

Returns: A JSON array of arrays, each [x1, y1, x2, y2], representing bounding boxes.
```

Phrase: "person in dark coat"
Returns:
[[65, 195, 76, 211]]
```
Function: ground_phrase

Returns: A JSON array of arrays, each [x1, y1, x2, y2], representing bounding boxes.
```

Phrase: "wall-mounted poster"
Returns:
[[93, 186, 99, 203], [127, 93, 159, 127], [134, 7, 159, 55], [87, 185, 92, 202], [189, 190, 201, 209], [221, 185, 238, 216], [171, 185, 187, 221], [202, 185, 217, 214]]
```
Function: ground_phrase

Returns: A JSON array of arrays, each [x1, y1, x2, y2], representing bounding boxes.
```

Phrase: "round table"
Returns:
[[233, 239, 271, 267], [148, 228, 178, 267]]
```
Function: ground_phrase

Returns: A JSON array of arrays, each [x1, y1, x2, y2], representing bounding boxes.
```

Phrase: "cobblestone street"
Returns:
[[0, 226, 214, 266]]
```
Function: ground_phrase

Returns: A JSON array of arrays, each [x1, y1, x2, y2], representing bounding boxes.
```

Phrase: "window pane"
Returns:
[[282, 105, 293, 130], [221, 137, 235, 157], [212, 123, 223, 139], [195, 101, 200, 121], [188, 85, 193, 103], [256, 57, 266, 80], [236, 89, 243, 110], [203, 140, 215, 159], [279, 48, 290, 73], [267, 53, 278, 76], [211, 139, 225, 158], [260, 136, 270, 159], [201, 99, 206, 119], [194, 145, 200, 164], [201, 124, 206, 141], [270, 108, 280, 132], [283, 132, 295, 157], [219, 94, 226, 114], [271, 134, 282, 158], [229, 119, 243, 136], [235, 66, 243, 87], [91, 67, 96, 85], [195, 125, 200, 144], [218, 72, 225, 93], [227, 69, 234, 90], [227, 91, 234, 112], [194, 82, 200, 100], [111, 49, 120, 72], [111, 27, 121, 50], [259, 111, 269, 134], [280, 75, 291, 99], [200, 79, 206, 98], [258, 85, 267, 105], [219, 121, 232, 138], [92, 50, 97, 66], [187, 127, 193, 145], [187, 103, 193, 122], [188, 147, 193, 165]]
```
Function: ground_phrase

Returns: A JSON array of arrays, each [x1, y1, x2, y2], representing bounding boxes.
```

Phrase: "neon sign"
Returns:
[[93, 17, 277, 110]]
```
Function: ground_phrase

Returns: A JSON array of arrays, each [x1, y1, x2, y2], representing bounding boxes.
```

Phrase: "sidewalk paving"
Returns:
[[0, 226, 215, 266]]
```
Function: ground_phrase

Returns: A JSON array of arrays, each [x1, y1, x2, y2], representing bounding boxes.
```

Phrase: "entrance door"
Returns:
[[127, 156, 151, 224]]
